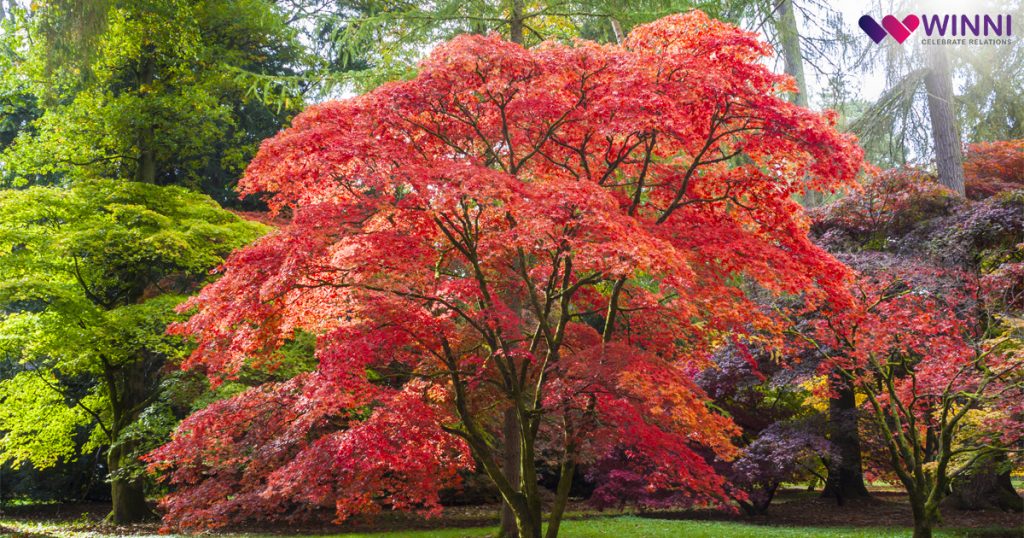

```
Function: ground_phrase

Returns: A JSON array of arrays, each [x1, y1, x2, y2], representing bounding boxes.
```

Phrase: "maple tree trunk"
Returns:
[[822, 377, 870, 503], [102, 357, 157, 523], [910, 496, 939, 538], [107, 441, 151, 523], [923, 46, 965, 196], [499, 408, 521, 538], [544, 460, 575, 538]]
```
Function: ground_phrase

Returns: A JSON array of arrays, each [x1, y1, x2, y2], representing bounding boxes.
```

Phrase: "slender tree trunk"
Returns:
[[775, 0, 807, 109], [823, 377, 870, 503], [923, 46, 965, 196], [499, 408, 522, 538], [609, 18, 625, 44], [502, 9, 525, 532], [544, 460, 575, 538], [774, 0, 824, 207]]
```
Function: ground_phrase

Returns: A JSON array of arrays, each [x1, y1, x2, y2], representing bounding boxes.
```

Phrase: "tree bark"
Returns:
[[609, 18, 625, 44], [912, 520, 933, 538], [101, 356, 158, 523], [822, 377, 870, 503], [106, 441, 151, 523], [509, 0, 525, 45], [502, 9, 525, 533], [544, 460, 575, 538], [775, 0, 807, 108], [947, 456, 1024, 512], [910, 497, 939, 538], [499, 408, 522, 538], [923, 46, 965, 196], [773, 0, 824, 207]]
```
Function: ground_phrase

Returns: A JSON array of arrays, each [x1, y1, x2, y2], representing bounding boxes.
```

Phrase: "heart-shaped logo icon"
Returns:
[[858, 15, 888, 43], [881, 14, 920, 44], [859, 14, 920, 44]]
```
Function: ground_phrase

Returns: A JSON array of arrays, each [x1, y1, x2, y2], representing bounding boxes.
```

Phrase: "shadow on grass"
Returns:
[[0, 525, 61, 538]]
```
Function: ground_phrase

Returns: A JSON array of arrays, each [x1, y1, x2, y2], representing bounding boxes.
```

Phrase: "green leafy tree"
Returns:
[[0, 180, 266, 522], [1, 0, 304, 205]]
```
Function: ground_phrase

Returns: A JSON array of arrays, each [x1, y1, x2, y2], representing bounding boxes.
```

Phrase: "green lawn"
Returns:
[[6, 516, 1013, 538], [281, 517, 1008, 538]]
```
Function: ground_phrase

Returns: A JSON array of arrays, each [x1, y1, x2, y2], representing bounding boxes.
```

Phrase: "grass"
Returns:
[[3, 516, 1016, 538], [278, 517, 1009, 538]]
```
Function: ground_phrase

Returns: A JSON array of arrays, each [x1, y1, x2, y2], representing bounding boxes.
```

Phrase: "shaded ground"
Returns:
[[1, 489, 1021, 537]]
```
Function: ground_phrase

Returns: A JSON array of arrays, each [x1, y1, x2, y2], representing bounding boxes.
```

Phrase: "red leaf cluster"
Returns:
[[810, 167, 958, 243], [964, 139, 1024, 200], [803, 266, 1024, 473]]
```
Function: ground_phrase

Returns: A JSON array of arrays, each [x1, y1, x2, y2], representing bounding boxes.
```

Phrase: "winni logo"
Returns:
[[859, 14, 1013, 45]]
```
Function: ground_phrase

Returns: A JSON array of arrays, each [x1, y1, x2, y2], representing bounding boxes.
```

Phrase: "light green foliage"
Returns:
[[0, 179, 267, 470], [0, 372, 92, 469]]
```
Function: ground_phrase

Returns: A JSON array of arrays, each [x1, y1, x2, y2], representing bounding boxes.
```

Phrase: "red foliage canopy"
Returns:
[[796, 263, 1024, 527], [148, 11, 863, 531]]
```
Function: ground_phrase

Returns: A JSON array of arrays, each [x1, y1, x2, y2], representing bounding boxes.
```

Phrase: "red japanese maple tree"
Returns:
[[148, 12, 863, 537], [790, 264, 1024, 538]]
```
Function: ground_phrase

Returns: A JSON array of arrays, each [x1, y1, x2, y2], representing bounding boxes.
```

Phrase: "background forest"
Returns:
[[0, 1, 1020, 538]]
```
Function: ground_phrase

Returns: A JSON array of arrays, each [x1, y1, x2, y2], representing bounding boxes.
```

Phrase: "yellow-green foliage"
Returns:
[[0, 180, 267, 469]]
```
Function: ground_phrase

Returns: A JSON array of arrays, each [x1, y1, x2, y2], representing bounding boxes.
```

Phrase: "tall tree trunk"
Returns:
[[774, 0, 823, 207], [499, 408, 522, 538], [822, 377, 870, 503], [135, 50, 156, 184], [609, 18, 625, 44], [775, 0, 807, 109], [502, 8, 525, 533], [924, 46, 965, 196], [509, 0, 525, 45]]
